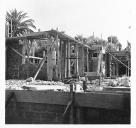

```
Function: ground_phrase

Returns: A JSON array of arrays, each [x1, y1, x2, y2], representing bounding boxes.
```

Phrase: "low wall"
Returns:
[[5, 90, 130, 124]]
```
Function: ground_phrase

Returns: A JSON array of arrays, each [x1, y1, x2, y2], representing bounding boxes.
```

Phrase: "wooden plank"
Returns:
[[33, 56, 47, 80]]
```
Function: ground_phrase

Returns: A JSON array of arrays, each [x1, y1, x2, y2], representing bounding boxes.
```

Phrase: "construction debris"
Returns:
[[6, 79, 69, 91], [86, 76, 130, 92], [6, 80, 25, 90], [6, 75, 130, 92]]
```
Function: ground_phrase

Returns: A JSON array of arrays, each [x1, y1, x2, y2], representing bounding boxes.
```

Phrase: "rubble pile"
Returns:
[[6, 79, 69, 91], [6, 76, 130, 92], [86, 76, 130, 91], [27, 80, 64, 86], [103, 76, 130, 87], [6, 80, 25, 90], [86, 79, 103, 91]]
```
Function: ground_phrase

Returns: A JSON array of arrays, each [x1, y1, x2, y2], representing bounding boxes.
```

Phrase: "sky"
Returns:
[[3, 0, 136, 48]]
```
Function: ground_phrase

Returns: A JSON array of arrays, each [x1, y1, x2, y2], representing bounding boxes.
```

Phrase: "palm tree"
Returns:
[[6, 9, 36, 37]]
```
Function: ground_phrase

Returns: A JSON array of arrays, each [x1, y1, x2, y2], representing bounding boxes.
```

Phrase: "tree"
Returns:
[[75, 34, 87, 43], [75, 35, 107, 49], [107, 36, 122, 51], [107, 36, 119, 44], [6, 9, 36, 37]]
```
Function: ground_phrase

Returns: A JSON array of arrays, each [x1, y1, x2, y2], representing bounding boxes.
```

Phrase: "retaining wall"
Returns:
[[6, 90, 130, 124]]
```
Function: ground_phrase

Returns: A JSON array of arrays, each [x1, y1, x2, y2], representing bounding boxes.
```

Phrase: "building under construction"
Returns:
[[6, 29, 131, 124]]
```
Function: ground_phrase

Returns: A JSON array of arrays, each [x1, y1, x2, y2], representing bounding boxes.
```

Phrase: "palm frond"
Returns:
[[6, 9, 36, 37]]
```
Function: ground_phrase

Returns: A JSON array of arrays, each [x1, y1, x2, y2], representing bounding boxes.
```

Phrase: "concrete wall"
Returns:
[[6, 101, 130, 124], [6, 90, 130, 124], [6, 102, 67, 124]]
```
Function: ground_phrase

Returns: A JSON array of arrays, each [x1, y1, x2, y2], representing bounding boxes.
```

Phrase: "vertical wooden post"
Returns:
[[82, 47, 85, 75], [57, 38, 61, 80], [11, 19, 12, 37], [116, 61, 119, 77], [110, 56, 112, 77], [127, 53, 130, 76], [78, 46, 82, 76], [26, 39, 29, 78], [67, 41, 71, 77], [87, 48, 89, 72], [65, 42, 67, 78], [22, 40, 26, 64], [59, 40, 62, 80], [76, 44, 79, 77], [47, 46, 53, 81], [60, 41, 65, 80], [32, 40, 35, 64]]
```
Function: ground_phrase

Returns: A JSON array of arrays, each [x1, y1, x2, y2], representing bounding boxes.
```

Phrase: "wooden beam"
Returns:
[[33, 56, 47, 80]]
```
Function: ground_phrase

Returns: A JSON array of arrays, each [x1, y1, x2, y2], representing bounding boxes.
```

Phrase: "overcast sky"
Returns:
[[4, 0, 136, 48]]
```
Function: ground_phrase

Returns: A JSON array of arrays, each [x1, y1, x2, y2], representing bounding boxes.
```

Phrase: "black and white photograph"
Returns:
[[1, 0, 136, 127]]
